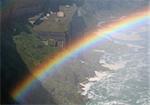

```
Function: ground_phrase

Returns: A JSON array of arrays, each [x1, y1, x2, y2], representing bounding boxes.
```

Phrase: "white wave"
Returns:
[[112, 33, 143, 41], [102, 61, 127, 70], [97, 101, 129, 105], [126, 44, 144, 49], [99, 59, 106, 64], [80, 82, 94, 96], [80, 60, 85, 64], [88, 71, 108, 82], [80, 71, 109, 96], [93, 49, 105, 53], [100, 60, 128, 71]]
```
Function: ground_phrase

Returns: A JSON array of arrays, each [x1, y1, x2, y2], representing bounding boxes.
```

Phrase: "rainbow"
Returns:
[[11, 8, 149, 102]]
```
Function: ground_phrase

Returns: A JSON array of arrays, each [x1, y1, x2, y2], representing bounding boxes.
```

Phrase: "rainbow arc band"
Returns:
[[11, 8, 149, 101]]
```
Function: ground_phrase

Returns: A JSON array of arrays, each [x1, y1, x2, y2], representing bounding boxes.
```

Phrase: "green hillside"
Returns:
[[13, 32, 57, 69]]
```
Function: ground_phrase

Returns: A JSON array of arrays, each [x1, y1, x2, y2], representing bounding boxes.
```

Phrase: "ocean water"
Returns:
[[82, 22, 150, 105]]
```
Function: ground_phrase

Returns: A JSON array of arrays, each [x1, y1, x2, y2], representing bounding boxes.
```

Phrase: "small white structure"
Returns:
[[40, 16, 48, 20], [42, 40, 48, 46], [29, 20, 35, 25], [46, 13, 50, 17], [65, 5, 70, 8], [50, 11, 53, 14], [40, 18, 43, 20], [57, 11, 65, 17], [43, 16, 48, 20], [28, 13, 42, 24]]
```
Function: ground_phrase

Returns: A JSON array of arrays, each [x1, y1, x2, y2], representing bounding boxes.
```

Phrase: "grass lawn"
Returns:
[[13, 32, 57, 69]]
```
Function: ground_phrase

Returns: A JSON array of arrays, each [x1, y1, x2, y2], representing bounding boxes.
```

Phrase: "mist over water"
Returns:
[[2, 0, 149, 104], [84, 21, 150, 105]]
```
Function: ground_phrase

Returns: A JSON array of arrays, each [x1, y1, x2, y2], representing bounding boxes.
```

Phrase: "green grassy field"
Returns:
[[11, 4, 85, 104], [13, 31, 85, 105], [13, 32, 57, 69]]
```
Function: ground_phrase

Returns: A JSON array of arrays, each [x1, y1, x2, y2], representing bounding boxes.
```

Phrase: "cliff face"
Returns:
[[1, 1, 84, 104], [1, 0, 53, 104]]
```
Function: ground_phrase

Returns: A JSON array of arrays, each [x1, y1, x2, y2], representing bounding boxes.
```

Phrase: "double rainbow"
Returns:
[[11, 8, 149, 102]]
